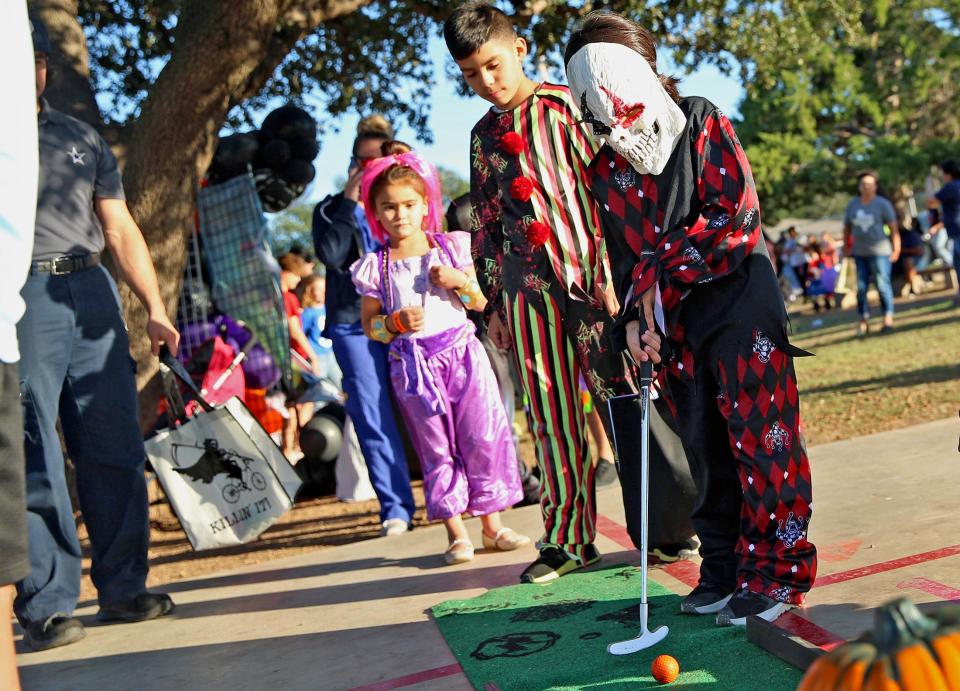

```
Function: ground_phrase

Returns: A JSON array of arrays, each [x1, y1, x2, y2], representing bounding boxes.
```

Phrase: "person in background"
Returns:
[[313, 115, 416, 536], [300, 273, 342, 389], [779, 227, 804, 300], [278, 252, 322, 460], [843, 170, 900, 335], [929, 160, 960, 305], [1, 4, 38, 685], [896, 218, 927, 298], [820, 232, 839, 266], [806, 240, 836, 312]]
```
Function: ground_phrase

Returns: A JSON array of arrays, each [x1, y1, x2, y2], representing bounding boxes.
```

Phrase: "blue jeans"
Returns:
[[15, 267, 150, 624], [854, 255, 894, 319], [331, 329, 415, 524]]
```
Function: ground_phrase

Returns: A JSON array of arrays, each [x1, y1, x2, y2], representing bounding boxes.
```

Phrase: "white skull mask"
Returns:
[[566, 42, 686, 176]]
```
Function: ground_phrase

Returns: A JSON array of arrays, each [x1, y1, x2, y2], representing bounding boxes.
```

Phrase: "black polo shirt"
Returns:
[[34, 99, 125, 261]]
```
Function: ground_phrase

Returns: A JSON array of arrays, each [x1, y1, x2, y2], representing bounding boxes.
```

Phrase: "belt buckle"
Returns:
[[51, 256, 74, 275]]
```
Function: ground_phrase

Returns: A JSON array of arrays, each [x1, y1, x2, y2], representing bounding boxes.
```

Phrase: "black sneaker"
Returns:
[[23, 612, 86, 651], [582, 543, 602, 567], [715, 589, 794, 626], [680, 582, 735, 615], [650, 537, 700, 564], [520, 544, 602, 584], [594, 459, 618, 488], [96, 592, 175, 624]]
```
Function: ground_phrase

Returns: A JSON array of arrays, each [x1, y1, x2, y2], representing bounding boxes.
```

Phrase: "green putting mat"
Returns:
[[432, 565, 802, 690]]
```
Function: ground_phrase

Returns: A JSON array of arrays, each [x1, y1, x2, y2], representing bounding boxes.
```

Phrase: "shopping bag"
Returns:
[[147, 347, 301, 550], [146, 402, 299, 550]]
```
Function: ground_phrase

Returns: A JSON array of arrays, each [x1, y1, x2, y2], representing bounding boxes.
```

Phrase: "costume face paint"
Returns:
[[566, 42, 687, 176]]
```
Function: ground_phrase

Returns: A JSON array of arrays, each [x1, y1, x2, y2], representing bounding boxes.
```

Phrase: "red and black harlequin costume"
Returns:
[[469, 83, 696, 567], [587, 96, 818, 605]]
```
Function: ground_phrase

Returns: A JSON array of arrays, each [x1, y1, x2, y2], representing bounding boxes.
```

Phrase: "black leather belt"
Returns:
[[30, 253, 101, 275]]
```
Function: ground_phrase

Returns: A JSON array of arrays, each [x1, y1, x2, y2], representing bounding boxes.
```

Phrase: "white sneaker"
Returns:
[[380, 518, 409, 537]]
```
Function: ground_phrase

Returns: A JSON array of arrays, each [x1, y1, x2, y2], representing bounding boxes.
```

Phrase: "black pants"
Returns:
[[607, 394, 697, 550], [0, 362, 29, 586]]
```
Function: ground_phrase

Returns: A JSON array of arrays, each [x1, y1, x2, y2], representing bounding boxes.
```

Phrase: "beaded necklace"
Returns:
[[378, 233, 457, 316]]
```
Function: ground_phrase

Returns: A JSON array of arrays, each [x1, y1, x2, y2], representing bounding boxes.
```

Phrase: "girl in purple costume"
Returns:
[[351, 141, 529, 565]]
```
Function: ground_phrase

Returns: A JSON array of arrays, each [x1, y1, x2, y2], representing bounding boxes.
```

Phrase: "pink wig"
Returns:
[[360, 151, 444, 243]]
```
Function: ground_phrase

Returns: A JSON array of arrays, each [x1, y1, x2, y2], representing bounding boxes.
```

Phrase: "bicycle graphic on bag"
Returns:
[[171, 438, 267, 504]]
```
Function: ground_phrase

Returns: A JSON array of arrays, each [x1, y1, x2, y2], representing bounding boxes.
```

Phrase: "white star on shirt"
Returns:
[[67, 146, 86, 166], [852, 209, 875, 232]]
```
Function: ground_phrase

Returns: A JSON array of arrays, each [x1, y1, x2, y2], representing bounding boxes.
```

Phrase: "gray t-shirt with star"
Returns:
[[33, 101, 125, 261], [844, 196, 896, 258]]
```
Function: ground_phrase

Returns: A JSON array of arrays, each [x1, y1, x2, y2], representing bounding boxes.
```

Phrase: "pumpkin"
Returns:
[[798, 598, 960, 690]]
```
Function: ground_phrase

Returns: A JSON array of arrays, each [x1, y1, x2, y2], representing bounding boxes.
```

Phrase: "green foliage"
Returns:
[[438, 165, 469, 202], [268, 203, 315, 255], [75, 0, 960, 224], [731, 1, 960, 222]]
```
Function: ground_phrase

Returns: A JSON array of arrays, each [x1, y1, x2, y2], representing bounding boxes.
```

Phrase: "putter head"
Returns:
[[607, 625, 669, 655]]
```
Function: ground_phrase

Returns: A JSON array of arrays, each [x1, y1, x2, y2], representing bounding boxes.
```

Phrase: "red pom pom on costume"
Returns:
[[510, 176, 534, 202], [500, 132, 523, 155], [526, 220, 550, 246]]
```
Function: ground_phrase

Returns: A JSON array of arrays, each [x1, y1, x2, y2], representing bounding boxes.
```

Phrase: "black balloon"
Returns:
[[260, 105, 316, 143], [206, 105, 318, 214], [289, 136, 320, 161], [258, 138, 292, 170], [300, 412, 343, 463], [208, 132, 260, 183], [283, 158, 316, 186], [253, 169, 304, 212]]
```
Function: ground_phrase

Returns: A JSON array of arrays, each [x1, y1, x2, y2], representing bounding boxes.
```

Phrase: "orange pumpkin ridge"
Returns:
[[930, 635, 960, 689], [797, 600, 960, 691]]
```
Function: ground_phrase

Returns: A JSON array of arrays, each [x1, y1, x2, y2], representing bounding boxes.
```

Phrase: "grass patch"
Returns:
[[789, 293, 960, 444]]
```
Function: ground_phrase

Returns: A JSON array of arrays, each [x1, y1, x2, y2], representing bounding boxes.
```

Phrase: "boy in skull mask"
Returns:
[[564, 11, 817, 625]]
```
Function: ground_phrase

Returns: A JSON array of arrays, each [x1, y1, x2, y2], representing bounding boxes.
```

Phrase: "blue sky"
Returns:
[[301, 35, 744, 204]]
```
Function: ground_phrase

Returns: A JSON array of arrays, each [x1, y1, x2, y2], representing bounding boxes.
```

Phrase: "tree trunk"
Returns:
[[28, 0, 102, 127], [34, 0, 377, 430], [118, 2, 287, 429], [116, 0, 374, 430]]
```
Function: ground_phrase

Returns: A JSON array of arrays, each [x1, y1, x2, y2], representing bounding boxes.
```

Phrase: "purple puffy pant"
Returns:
[[390, 327, 522, 521]]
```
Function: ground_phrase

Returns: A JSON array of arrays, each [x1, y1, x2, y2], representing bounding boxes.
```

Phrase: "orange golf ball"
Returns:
[[651, 654, 680, 684]]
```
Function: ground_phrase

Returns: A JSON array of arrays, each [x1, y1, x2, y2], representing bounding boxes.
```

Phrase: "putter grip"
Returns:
[[637, 311, 654, 382]]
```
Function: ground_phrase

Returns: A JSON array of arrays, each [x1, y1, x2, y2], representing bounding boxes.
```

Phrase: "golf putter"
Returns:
[[606, 315, 669, 655]]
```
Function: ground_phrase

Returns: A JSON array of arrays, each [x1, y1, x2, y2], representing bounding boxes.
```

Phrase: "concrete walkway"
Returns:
[[15, 417, 960, 690]]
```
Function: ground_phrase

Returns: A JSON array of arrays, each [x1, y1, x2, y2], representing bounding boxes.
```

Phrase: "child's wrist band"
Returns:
[[455, 277, 483, 307], [370, 314, 394, 343], [391, 311, 409, 334]]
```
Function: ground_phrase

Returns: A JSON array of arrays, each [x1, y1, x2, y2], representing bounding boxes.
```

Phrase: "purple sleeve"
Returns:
[[349, 252, 383, 301], [443, 231, 474, 270]]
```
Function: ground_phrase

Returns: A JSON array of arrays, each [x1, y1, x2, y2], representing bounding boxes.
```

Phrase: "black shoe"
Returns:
[[594, 459, 618, 488], [715, 589, 794, 626], [515, 461, 541, 507], [650, 537, 701, 564], [23, 613, 86, 651], [96, 592, 175, 624], [520, 544, 601, 584], [680, 581, 735, 615]]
